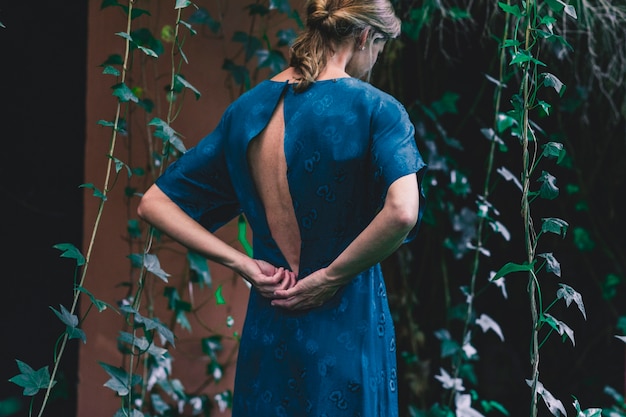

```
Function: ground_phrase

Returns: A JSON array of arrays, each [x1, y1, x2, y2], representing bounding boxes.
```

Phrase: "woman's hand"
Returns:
[[270, 267, 341, 310], [239, 259, 297, 300]]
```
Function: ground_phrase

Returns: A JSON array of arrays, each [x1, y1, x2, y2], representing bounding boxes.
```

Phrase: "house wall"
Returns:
[[79, 1, 283, 415]]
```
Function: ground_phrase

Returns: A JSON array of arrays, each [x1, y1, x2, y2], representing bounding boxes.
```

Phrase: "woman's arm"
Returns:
[[137, 184, 296, 298], [271, 173, 419, 310]]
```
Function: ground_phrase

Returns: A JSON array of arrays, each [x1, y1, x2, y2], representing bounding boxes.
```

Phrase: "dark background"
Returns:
[[0, 1, 87, 415]]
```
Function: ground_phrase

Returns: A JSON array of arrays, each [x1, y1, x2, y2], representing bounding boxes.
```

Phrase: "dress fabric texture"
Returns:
[[155, 78, 427, 416]]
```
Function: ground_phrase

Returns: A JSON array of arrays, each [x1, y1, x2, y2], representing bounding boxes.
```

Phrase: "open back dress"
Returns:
[[155, 77, 426, 416]]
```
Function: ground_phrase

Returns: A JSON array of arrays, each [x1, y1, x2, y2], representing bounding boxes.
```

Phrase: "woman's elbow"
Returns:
[[393, 202, 419, 232]]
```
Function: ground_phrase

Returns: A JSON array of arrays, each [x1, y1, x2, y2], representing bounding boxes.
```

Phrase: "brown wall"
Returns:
[[79, 1, 281, 415]]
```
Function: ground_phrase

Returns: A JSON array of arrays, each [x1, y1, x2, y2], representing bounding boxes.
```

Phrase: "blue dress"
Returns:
[[155, 78, 426, 416]]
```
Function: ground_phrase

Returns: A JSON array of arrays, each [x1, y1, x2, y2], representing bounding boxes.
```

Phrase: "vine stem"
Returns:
[[521, 1, 539, 416], [35, 2, 136, 416], [448, 0, 512, 407]]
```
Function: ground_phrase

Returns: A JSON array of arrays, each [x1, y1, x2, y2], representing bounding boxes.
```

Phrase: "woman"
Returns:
[[137, 0, 427, 415]]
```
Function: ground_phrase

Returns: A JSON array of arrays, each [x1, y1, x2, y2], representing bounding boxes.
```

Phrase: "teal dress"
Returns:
[[155, 78, 426, 416]]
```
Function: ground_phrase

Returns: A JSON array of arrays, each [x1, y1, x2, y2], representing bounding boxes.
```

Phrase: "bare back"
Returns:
[[247, 97, 301, 275]]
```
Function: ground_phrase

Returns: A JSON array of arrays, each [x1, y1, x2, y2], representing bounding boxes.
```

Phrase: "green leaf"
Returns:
[[174, 74, 201, 99], [79, 183, 107, 201], [510, 50, 546, 67], [222, 59, 250, 89], [541, 217, 568, 238], [602, 273, 622, 300], [111, 82, 139, 103], [573, 226, 595, 251], [270, 0, 291, 14], [131, 311, 176, 346], [557, 284, 587, 320], [75, 286, 116, 313], [431, 91, 459, 116], [202, 335, 224, 359], [572, 397, 602, 416], [542, 142, 565, 161], [148, 118, 186, 153], [277, 28, 297, 47], [491, 262, 533, 282], [215, 285, 226, 305], [537, 252, 561, 277], [99, 362, 142, 396], [8, 360, 55, 396], [542, 313, 575, 346], [117, 332, 168, 359], [175, 0, 191, 9], [100, 0, 119, 10], [537, 171, 559, 200], [107, 155, 132, 178], [188, 251, 211, 286], [142, 253, 171, 282], [102, 65, 121, 76], [232, 31, 263, 62], [50, 304, 87, 343], [53, 243, 86, 266], [256, 49, 287, 75], [498, 2, 523, 17], [188, 8, 221, 33], [151, 393, 171, 414], [541, 73, 566, 96], [237, 215, 253, 257]]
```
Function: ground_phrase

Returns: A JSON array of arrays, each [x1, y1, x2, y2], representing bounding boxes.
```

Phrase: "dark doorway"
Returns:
[[0, 2, 87, 416]]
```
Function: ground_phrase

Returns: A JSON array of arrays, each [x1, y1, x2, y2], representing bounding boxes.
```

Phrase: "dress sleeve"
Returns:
[[370, 95, 427, 241], [155, 110, 242, 232]]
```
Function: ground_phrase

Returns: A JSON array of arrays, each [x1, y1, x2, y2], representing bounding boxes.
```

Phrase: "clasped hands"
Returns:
[[242, 259, 340, 311]]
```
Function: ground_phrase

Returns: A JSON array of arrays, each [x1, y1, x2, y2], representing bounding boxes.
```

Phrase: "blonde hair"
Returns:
[[289, 0, 401, 93]]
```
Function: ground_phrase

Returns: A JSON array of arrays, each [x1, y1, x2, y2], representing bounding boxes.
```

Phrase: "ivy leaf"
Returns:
[[188, 8, 221, 33], [277, 28, 297, 47], [222, 59, 250, 89], [148, 117, 186, 153], [215, 285, 226, 305], [175, 0, 191, 9], [557, 283, 587, 320], [526, 380, 567, 417], [498, 2, 523, 17], [475, 314, 504, 341], [543, 313, 575, 346], [117, 332, 168, 359], [573, 226, 595, 251], [541, 73, 566, 97], [111, 82, 139, 103], [491, 261, 534, 282], [455, 393, 485, 417], [131, 311, 176, 347], [537, 171, 559, 200], [572, 397, 602, 416], [497, 166, 522, 192], [53, 243, 86, 266], [270, 0, 292, 14], [50, 304, 87, 343], [232, 31, 262, 62], [142, 253, 171, 282], [99, 362, 142, 396], [434, 368, 465, 392], [174, 74, 201, 99], [80, 183, 107, 201], [538, 252, 561, 277], [8, 360, 55, 396], [542, 217, 568, 239], [256, 49, 287, 76], [542, 142, 566, 162], [75, 286, 116, 313], [188, 251, 211, 286]]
